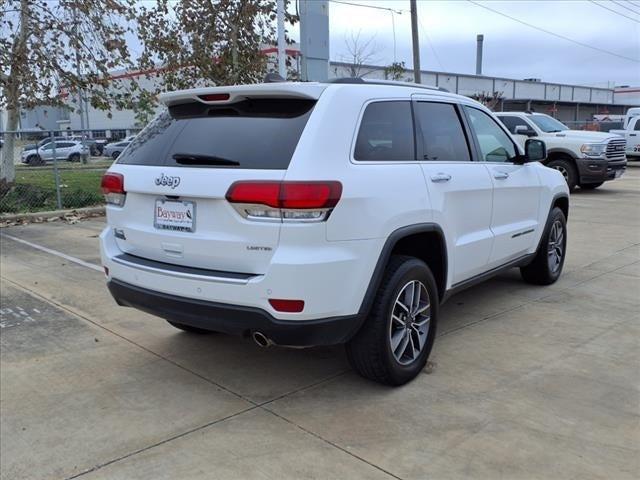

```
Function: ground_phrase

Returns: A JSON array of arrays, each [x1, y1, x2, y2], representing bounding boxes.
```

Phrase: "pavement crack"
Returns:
[[63, 405, 260, 480], [261, 406, 405, 480]]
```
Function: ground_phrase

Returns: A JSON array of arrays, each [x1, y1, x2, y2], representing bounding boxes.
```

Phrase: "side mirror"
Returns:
[[514, 125, 537, 137], [524, 138, 546, 162]]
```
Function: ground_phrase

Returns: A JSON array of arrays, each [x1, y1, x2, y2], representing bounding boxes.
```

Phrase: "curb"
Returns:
[[0, 206, 105, 223]]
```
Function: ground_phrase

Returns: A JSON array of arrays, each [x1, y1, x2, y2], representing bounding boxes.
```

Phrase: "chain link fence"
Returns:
[[1, 129, 137, 214]]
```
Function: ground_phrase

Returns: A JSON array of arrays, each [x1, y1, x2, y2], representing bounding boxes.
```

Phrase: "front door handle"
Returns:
[[430, 173, 451, 183], [494, 171, 509, 180]]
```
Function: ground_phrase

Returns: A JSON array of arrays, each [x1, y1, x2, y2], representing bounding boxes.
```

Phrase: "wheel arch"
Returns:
[[552, 193, 569, 220], [358, 224, 448, 321], [546, 148, 577, 164]]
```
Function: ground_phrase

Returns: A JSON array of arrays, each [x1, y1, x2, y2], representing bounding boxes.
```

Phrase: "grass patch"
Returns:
[[1, 168, 107, 213]]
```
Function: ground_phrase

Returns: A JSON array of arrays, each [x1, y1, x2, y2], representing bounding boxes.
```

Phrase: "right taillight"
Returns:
[[101, 172, 126, 207], [226, 181, 342, 222]]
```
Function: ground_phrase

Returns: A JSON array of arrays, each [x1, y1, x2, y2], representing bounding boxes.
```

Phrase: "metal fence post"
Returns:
[[51, 132, 63, 210]]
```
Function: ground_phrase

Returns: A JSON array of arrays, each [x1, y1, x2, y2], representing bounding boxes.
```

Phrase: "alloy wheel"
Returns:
[[547, 220, 564, 273], [389, 280, 431, 365]]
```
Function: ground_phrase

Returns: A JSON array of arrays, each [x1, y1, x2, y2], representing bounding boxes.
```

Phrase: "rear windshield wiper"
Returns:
[[172, 153, 240, 166]]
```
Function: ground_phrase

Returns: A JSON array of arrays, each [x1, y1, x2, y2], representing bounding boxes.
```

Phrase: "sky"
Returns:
[[296, 0, 640, 87]]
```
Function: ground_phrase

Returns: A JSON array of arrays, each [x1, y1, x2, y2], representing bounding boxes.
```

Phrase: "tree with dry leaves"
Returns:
[[135, 0, 298, 93], [470, 91, 504, 111], [0, 0, 139, 184], [341, 30, 379, 78]]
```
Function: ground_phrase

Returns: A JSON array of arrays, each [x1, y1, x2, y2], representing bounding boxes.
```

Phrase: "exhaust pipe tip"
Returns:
[[252, 331, 273, 348]]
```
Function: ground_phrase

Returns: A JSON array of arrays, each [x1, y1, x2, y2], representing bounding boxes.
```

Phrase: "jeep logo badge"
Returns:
[[155, 173, 181, 189]]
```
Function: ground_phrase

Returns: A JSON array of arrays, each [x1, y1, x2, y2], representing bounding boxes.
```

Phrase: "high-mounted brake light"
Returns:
[[101, 172, 126, 207], [226, 181, 342, 222], [198, 93, 230, 102]]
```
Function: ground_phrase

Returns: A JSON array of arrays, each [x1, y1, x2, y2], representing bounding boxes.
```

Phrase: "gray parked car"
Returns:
[[103, 141, 131, 159]]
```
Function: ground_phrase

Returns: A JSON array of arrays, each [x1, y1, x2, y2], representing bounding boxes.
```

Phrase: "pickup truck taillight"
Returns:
[[101, 172, 126, 206], [226, 181, 342, 222]]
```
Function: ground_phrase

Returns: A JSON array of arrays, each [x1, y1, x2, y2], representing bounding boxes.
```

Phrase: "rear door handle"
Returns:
[[494, 171, 509, 180], [430, 173, 451, 183]]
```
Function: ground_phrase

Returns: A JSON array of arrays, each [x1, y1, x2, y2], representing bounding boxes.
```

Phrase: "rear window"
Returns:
[[117, 99, 315, 169]]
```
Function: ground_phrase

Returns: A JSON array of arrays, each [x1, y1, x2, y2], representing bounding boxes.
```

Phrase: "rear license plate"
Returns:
[[154, 199, 195, 232]]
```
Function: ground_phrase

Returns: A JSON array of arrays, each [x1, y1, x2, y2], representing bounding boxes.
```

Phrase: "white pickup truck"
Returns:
[[610, 108, 640, 160], [497, 112, 627, 191]]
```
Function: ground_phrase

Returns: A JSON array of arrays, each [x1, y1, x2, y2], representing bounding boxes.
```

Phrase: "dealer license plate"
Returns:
[[154, 199, 195, 232]]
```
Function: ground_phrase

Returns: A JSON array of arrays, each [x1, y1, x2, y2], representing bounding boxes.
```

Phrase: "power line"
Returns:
[[588, 0, 640, 22], [466, 0, 640, 63], [417, 14, 445, 71], [611, 0, 640, 15], [328, 0, 406, 15]]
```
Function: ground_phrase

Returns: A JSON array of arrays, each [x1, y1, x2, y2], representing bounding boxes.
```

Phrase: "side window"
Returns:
[[634, 119, 640, 131], [58, 142, 74, 148], [497, 115, 532, 135], [465, 107, 517, 163], [415, 102, 470, 161], [354, 101, 414, 161]]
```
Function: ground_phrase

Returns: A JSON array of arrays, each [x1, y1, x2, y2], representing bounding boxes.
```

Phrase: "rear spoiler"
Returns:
[[159, 83, 327, 107]]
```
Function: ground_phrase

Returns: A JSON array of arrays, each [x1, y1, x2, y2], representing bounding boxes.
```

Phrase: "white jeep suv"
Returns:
[[100, 79, 569, 385]]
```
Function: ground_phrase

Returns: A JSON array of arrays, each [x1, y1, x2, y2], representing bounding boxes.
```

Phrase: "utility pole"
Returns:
[[299, 0, 329, 82], [276, 0, 287, 79], [476, 34, 484, 75], [410, 0, 421, 84]]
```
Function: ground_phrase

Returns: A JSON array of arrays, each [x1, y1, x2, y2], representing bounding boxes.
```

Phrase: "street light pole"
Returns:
[[410, 0, 421, 84]]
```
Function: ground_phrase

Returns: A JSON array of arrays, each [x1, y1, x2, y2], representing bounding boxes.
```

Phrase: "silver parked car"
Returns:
[[21, 141, 90, 165]]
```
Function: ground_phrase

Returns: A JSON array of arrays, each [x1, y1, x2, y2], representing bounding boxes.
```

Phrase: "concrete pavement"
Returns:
[[1, 168, 639, 479]]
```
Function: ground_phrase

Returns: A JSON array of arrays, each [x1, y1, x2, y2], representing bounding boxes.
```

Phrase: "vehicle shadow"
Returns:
[[148, 270, 531, 399]]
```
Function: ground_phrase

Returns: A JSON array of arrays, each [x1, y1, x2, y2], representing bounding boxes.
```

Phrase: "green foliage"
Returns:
[[384, 62, 407, 81]]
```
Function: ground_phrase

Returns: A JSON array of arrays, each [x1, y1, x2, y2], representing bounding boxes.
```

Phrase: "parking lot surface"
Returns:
[[1, 168, 639, 480]]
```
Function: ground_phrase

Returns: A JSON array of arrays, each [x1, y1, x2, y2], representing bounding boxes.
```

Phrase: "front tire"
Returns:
[[346, 255, 438, 386], [547, 158, 577, 192], [520, 207, 567, 285], [69, 153, 80, 162], [111, 151, 120, 160], [27, 155, 43, 166]]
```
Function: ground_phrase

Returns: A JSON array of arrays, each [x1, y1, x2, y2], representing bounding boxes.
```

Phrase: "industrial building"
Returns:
[[3, 51, 638, 138]]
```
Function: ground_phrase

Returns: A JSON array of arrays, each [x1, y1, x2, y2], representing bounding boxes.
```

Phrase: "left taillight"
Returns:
[[226, 181, 342, 222], [101, 172, 126, 207]]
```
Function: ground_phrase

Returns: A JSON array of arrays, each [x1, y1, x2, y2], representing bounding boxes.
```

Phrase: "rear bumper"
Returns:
[[108, 279, 360, 346]]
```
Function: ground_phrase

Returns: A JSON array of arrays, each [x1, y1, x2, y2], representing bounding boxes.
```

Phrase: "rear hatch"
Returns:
[[107, 89, 320, 274]]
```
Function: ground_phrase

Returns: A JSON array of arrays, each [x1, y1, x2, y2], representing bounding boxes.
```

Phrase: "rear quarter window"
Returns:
[[117, 99, 315, 169], [354, 101, 415, 161]]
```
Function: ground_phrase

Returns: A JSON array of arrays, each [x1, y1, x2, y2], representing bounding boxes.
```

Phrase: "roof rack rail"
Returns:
[[327, 77, 449, 93]]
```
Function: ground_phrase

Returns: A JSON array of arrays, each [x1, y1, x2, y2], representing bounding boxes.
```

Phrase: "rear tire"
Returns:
[[580, 182, 603, 190], [167, 321, 213, 334], [547, 158, 577, 192], [520, 207, 567, 285], [346, 255, 438, 386]]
